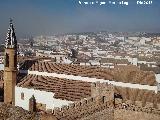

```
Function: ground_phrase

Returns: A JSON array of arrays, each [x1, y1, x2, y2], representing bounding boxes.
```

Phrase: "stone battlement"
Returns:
[[52, 98, 160, 120], [46, 82, 160, 120], [51, 82, 114, 119], [91, 82, 114, 101], [91, 82, 114, 91], [52, 96, 114, 120], [51, 82, 160, 119]]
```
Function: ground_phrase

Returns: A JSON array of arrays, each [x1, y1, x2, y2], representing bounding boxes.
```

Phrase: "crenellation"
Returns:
[[91, 82, 114, 102], [46, 109, 52, 114], [125, 100, 133, 105], [91, 82, 96, 87], [91, 82, 113, 90], [135, 101, 143, 107], [95, 96, 103, 103], [53, 107, 61, 115], [152, 109, 159, 114], [85, 97, 94, 104], [102, 96, 107, 103], [106, 100, 114, 107], [52, 95, 114, 119], [81, 99, 87, 105], [68, 103, 75, 109], [145, 102, 154, 108], [61, 105, 69, 112], [75, 101, 82, 108]]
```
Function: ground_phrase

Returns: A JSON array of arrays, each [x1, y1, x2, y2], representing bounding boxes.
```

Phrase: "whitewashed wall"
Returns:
[[0, 64, 4, 70], [15, 86, 73, 111], [155, 74, 160, 92], [155, 74, 160, 83], [132, 58, 138, 66]]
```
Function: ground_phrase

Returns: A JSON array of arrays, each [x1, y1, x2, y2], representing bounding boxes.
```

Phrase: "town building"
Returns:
[[2, 20, 160, 120]]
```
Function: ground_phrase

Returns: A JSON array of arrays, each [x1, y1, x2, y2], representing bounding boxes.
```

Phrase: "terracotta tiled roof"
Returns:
[[19, 61, 156, 86], [20, 60, 114, 80], [17, 75, 91, 101]]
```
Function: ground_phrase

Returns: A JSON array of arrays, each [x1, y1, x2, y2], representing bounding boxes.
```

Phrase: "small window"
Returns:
[[21, 92, 24, 100], [5, 53, 9, 67]]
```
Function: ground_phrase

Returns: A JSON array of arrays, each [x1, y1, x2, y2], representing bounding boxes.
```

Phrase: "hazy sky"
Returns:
[[0, 0, 160, 40]]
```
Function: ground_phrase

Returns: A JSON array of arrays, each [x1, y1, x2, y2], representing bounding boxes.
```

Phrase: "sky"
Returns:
[[0, 0, 160, 40]]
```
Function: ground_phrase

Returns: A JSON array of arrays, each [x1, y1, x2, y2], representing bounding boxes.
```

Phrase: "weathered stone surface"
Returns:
[[114, 109, 160, 120], [0, 103, 39, 120], [78, 108, 114, 120]]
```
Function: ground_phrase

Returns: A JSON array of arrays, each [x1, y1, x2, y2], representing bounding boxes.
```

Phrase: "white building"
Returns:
[[15, 87, 73, 111]]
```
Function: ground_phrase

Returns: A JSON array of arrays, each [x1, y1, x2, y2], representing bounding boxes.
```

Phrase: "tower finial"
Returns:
[[9, 18, 13, 24], [5, 18, 17, 49]]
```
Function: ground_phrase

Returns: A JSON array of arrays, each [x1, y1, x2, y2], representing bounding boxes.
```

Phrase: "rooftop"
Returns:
[[20, 61, 157, 86], [17, 75, 91, 101]]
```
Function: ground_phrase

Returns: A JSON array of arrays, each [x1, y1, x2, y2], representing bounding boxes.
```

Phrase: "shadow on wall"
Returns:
[[0, 88, 4, 102], [114, 93, 123, 99]]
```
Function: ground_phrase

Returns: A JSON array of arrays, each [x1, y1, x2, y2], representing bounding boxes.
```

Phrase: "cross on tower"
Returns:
[[10, 18, 13, 24]]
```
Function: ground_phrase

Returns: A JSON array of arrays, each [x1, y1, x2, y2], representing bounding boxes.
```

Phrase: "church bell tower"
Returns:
[[4, 19, 17, 104]]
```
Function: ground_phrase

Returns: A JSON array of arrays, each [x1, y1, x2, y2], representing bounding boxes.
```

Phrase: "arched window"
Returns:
[[5, 53, 9, 67]]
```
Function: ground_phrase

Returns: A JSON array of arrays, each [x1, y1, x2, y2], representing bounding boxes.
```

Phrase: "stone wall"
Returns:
[[52, 82, 114, 120], [91, 82, 114, 101], [114, 109, 160, 120], [0, 103, 39, 120], [4, 48, 17, 104], [114, 99, 160, 120], [53, 97, 114, 120], [115, 99, 160, 113], [78, 108, 114, 120], [52, 98, 160, 120], [51, 82, 160, 120]]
